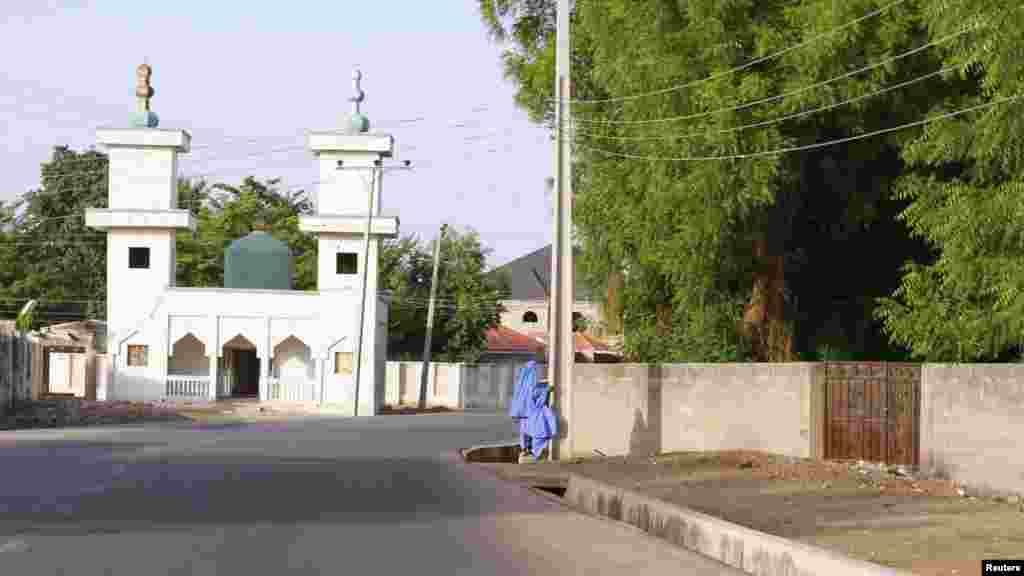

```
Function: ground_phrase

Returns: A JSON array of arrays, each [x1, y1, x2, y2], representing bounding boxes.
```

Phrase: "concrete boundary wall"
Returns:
[[567, 473, 913, 576], [569, 363, 825, 460], [920, 364, 1024, 495], [384, 362, 462, 409], [383, 361, 545, 412]]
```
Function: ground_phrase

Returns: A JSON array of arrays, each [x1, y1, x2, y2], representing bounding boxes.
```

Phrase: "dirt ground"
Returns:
[[480, 450, 1024, 576], [0, 399, 303, 430], [2, 399, 449, 430], [0, 400, 192, 429], [78, 400, 193, 424]]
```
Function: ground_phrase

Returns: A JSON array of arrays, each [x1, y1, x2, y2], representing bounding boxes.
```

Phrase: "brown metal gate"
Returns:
[[824, 362, 920, 467]]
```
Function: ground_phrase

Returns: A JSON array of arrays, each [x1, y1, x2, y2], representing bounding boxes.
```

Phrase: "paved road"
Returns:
[[0, 412, 743, 575]]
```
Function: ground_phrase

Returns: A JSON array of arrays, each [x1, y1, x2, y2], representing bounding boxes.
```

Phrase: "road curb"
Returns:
[[567, 472, 916, 576], [455, 450, 746, 574]]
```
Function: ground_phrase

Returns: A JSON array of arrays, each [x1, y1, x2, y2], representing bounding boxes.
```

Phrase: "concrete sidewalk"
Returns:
[[566, 473, 915, 576], [451, 450, 748, 575]]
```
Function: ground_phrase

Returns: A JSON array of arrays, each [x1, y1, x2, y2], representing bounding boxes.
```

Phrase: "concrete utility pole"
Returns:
[[340, 151, 412, 417], [419, 223, 447, 409], [351, 162, 380, 418], [550, 0, 574, 461]]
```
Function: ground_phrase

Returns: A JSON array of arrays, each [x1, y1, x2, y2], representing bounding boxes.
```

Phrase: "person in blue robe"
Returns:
[[509, 361, 558, 459]]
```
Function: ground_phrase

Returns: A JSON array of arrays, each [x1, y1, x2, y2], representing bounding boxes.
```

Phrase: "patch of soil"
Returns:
[[481, 450, 1024, 576], [0, 400, 192, 429], [77, 400, 191, 424]]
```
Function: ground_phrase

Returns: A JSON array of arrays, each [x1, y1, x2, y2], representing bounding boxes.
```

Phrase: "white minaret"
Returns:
[[300, 69, 399, 416], [85, 63, 193, 392]]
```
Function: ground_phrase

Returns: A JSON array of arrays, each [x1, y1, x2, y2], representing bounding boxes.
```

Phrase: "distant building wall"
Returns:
[[499, 299, 605, 337]]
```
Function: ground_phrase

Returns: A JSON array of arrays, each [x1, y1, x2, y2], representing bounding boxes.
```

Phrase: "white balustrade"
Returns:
[[166, 375, 210, 399], [267, 377, 317, 402]]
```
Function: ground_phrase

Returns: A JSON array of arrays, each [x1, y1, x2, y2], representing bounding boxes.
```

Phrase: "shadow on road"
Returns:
[[0, 417, 524, 537]]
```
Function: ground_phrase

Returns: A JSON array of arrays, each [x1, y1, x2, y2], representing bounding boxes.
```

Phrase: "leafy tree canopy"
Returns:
[[876, 0, 1024, 362], [0, 146, 109, 325], [382, 227, 506, 363], [478, 0, 1016, 363], [175, 176, 317, 290]]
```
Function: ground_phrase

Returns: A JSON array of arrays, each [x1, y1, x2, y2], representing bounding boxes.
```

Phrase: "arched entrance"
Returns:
[[271, 335, 316, 402], [169, 333, 207, 376], [222, 334, 260, 398]]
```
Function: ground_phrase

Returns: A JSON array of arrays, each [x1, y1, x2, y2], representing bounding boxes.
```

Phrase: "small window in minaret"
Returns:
[[128, 247, 150, 269], [127, 345, 148, 367], [337, 253, 358, 275]]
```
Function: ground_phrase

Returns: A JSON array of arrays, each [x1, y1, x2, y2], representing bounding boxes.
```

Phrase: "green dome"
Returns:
[[224, 231, 293, 290], [130, 110, 159, 128], [348, 113, 370, 133]]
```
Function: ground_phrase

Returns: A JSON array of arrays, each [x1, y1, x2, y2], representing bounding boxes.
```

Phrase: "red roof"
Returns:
[[520, 330, 617, 354], [486, 326, 545, 354], [576, 333, 615, 353]]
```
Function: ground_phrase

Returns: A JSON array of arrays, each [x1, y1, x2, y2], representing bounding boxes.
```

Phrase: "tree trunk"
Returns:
[[603, 271, 624, 334], [741, 237, 796, 362], [655, 302, 672, 337]]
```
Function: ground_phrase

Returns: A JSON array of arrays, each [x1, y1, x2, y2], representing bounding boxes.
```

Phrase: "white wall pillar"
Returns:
[[312, 354, 321, 404], [98, 354, 112, 401], [260, 316, 271, 401], [159, 313, 170, 397], [208, 315, 219, 400]]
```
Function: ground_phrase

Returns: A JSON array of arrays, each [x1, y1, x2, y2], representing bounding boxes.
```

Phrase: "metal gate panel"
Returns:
[[825, 362, 920, 466]]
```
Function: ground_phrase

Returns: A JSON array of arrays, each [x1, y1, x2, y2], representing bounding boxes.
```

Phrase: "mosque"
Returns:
[[84, 64, 397, 415]]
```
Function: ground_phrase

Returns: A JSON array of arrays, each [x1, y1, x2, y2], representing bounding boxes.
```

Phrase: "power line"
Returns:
[[8, 123, 529, 183], [572, 24, 980, 125], [8, 109, 527, 175], [576, 93, 1021, 161], [557, 0, 912, 105], [573, 64, 959, 141]]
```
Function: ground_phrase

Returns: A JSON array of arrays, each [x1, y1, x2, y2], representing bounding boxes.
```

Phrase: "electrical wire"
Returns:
[[573, 63, 960, 141], [6, 128, 516, 185], [557, 0, 913, 105], [11, 111, 529, 178], [576, 93, 1021, 161], [572, 23, 980, 125]]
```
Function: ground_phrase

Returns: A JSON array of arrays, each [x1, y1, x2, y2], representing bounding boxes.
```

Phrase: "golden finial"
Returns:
[[136, 63, 154, 113]]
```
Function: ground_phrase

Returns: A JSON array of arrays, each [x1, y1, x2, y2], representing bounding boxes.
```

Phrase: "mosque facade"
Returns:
[[85, 65, 397, 415]]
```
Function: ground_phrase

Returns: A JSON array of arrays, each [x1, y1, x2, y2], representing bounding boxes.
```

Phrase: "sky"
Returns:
[[1, 0, 554, 268]]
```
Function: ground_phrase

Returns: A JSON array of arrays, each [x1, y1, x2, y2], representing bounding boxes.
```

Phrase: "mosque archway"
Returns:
[[222, 334, 260, 398]]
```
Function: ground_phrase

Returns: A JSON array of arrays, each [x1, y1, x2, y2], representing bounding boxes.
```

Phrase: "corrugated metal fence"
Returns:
[[0, 327, 34, 417]]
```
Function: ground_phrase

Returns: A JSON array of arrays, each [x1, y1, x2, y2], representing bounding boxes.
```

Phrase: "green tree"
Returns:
[[479, 0, 949, 362], [380, 228, 505, 363], [2, 147, 109, 326], [435, 227, 506, 363], [175, 176, 318, 290], [876, 1, 1024, 362], [0, 201, 18, 312], [381, 235, 435, 358], [3, 160, 316, 324]]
